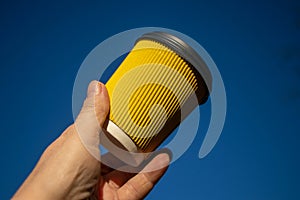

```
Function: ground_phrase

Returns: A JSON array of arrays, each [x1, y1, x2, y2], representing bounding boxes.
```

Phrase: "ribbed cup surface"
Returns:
[[106, 39, 199, 152]]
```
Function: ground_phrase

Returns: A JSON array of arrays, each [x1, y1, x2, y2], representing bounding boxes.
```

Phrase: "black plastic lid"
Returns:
[[136, 31, 212, 104]]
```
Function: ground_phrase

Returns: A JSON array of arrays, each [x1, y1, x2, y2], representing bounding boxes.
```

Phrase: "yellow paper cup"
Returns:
[[102, 32, 212, 166]]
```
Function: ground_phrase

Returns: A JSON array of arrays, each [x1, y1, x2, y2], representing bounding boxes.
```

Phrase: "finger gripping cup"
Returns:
[[102, 32, 212, 166]]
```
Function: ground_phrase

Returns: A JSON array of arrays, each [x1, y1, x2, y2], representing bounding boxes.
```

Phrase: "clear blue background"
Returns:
[[1, 0, 299, 199]]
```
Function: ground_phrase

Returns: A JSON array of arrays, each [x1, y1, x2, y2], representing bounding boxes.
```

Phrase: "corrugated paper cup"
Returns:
[[102, 32, 212, 166]]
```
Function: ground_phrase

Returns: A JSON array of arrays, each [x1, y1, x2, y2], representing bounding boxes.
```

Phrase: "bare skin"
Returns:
[[13, 81, 170, 200]]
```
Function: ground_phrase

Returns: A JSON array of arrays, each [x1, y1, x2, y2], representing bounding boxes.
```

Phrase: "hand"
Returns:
[[13, 81, 170, 200]]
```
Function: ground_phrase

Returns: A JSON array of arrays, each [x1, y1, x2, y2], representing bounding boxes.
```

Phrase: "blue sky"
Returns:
[[0, 0, 299, 199]]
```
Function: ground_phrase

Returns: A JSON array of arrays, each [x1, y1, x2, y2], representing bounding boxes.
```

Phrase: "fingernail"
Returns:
[[87, 81, 100, 97], [155, 153, 170, 168], [143, 153, 170, 173]]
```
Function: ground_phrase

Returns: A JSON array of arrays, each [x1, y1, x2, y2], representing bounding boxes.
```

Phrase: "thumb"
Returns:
[[75, 80, 110, 161]]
